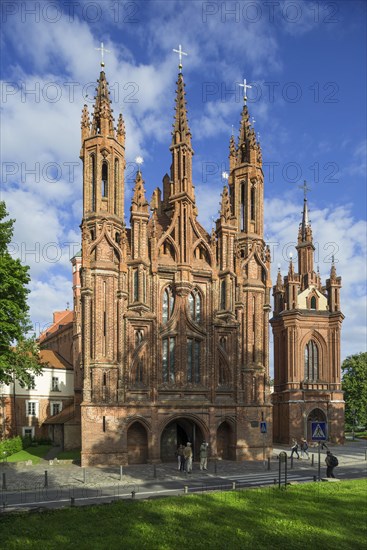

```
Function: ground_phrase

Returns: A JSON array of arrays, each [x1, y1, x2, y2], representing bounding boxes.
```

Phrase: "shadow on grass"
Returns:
[[1, 480, 366, 550]]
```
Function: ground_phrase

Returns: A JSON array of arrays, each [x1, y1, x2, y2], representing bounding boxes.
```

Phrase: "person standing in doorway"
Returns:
[[177, 444, 185, 471], [199, 441, 208, 471], [184, 442, 193, 473]]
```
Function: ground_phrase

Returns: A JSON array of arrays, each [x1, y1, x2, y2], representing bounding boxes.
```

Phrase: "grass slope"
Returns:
[[6, 445, 52, 465], [1, 480, 366, 549]]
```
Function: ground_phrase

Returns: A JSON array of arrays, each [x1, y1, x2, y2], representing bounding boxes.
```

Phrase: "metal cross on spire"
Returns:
[[95, 42, 111, 67], [238, 78, 252, 102], [299, 180, 311, 200], [173, 44, 188, 72]]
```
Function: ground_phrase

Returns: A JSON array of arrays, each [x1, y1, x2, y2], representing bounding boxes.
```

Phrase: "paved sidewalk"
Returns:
[[0, 440, 365, 491]]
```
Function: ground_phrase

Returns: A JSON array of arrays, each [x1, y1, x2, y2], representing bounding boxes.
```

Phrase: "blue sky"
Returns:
[[1, 0, 366, 366]]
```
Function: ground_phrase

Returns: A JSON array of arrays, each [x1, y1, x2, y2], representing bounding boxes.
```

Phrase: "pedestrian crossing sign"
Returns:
[[311, 422, 327, 441]]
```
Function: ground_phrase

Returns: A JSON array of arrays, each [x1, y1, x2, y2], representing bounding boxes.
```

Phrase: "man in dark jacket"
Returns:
[[325, 450, 338, 478]]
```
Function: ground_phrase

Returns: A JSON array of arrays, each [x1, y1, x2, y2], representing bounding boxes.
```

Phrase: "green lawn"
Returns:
[[5, 445, 52, 465], [56, 449, 81, 461], [1, 479, 366, 549]]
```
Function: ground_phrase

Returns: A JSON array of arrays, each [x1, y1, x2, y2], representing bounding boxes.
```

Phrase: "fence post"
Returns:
[[290, 456, 294, 469], [184, 485, 188, 494], [214, 460, 217, 475], [232, 481, 236, 490], [44, 470, 48, 488], [267, 457, 271, 471], [2, 473, 6, 491], [311, 453, 314, 466], [83, 467, 86, 484], [153, 464, 157, 479], [120, 465, 123, 481]]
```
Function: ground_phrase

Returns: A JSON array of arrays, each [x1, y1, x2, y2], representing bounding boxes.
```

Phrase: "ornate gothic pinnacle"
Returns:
[[131, 171, 149, 213], [81, 104, 90, 140], [171, 72, 192, 147], [276, 268, 283, 289], [91, 70, 115, 137], [117, 113, 125, 145]]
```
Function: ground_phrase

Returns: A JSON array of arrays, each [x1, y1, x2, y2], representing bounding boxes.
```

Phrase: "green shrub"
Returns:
[[0, 435, 23, 457]]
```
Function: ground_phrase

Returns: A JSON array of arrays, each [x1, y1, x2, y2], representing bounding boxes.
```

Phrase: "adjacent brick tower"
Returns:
[[79, 64, 272, 466], [270, 192, 344, 444]]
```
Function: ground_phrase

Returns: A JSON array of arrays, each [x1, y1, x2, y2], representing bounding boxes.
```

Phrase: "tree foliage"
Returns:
[[342, 352, 367, 428], [0, 201, 43, 386]]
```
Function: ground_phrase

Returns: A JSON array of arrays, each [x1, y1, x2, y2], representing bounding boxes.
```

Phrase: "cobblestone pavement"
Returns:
[[0, 441, 365, 491]]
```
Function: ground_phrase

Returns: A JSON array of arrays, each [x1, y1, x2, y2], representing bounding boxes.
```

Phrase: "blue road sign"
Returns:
[[311, 421, 327, 441], [260, 421, 267, 434]]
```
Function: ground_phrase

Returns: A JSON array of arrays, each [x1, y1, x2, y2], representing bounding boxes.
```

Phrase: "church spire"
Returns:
[[171, 71, 192, 148], [91, 69, 115, 137]]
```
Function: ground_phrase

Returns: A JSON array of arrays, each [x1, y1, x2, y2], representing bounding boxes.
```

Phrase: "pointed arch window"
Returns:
[[162, 337, 175, 383], [90, 154, 96, 211], [310, 296, 317, 310], [162, 287, 174, 323], [304, 340, 319, 381], [218, 360, 226, 386], [187, 338, 200, 383], [114, 159, 119, 214], [240, 182, 245, 231], [250, 185, 256, 221], [133, 269, 139, 302], [188, 290, 201, 323], [220, 280, 226, 310], [101, 162, 108, 198]]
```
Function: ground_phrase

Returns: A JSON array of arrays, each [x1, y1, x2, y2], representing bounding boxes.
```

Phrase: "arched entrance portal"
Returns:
[[160, 418, 205, 462], [216, 421, 235, 460], [307, 408, 327, 442], [127, 422, 148, 464]]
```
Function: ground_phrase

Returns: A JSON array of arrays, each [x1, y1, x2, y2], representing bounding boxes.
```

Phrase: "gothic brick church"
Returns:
[[39, 60, 344, 466]]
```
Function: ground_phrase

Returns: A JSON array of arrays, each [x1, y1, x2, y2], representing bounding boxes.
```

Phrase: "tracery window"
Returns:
[[304, 340, 319, 381], [162, 286, 174, 323], [162, 337, 175, 383], [188, 290, 201, 323], [101, 162, 108, 198], [187, 338, 200, 383]]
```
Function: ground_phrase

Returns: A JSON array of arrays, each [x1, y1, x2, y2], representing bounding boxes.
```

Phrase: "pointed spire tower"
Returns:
[[79, 48, 126, 408], [228, 79, 263, 241], [296, 181, 316, 290], [169, 49, 195, 204]]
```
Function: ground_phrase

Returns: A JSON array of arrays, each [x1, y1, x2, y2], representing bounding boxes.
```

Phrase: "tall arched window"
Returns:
[[101, 162, 108, 197], [250, 185, 256, 221], [187, 338, 200, 383], [310, 296, 317, 309], [240, 182, 245, 231], [304, 340, 319, 380], [162, 337, 175, 383], [91, 155, 96, 211], [220, 280, 226, 310], [188, 290, 201, 323], [133, 269, 139, 302], [114, 159, 119, 214], [162, 287, 174, 323]]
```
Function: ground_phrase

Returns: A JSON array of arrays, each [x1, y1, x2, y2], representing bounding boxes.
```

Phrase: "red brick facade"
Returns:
[[78, 67, 273, 466]]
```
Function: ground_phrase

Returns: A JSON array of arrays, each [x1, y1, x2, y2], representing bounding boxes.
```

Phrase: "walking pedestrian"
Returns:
[[184, 442, 193, 473], [290, 439, 300, 459], [325, 450, 338, 478], [199, 441, 208, 471], [300, 438, 309, 458]]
